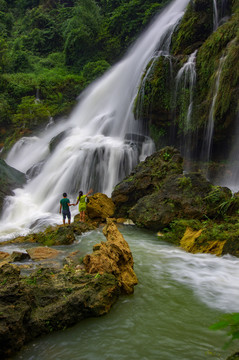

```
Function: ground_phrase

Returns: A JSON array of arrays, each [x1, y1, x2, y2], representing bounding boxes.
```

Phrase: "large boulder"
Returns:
[[86, 192, 115, 221], [112, 146, 183, 218], [83, 219, 138, 294], [111, 147, 235, 230], [0, 159, 26, 213]]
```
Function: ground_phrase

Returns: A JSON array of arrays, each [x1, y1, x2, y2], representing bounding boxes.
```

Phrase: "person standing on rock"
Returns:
[[74, 189, 93, 222], [59, 193, 73, 225]]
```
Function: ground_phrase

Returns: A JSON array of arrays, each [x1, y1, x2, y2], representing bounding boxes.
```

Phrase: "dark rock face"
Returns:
[[112, 147, 183, 218], [0, 159, 26, 213], [112, 147, 233, 230], [0, 263, 119, 359]]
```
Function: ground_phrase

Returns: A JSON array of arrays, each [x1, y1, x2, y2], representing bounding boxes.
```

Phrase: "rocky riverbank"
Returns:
[[0, 218, 137, 359]]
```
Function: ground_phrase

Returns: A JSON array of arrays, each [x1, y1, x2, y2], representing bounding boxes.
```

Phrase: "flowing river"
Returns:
[[1, 0, 239, 358], [9, 225, 239, 360]]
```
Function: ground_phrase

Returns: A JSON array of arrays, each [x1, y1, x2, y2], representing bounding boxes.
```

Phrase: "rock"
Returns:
[[8, 251, 30, 262], [27, 247, 61, 261], [0, 251, 9, 261], [180, 227, 226, 256], [83, 218, 138, 294], [112, 146, 183, 218], [0, 159, 26, 213], [86, 192, 115, 221], [112, 147, 234, 230], [0, 221, 138, 359], [226, 353, 239, 360]]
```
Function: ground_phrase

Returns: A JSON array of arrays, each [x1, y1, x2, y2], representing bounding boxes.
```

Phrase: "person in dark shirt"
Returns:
[[59, 193, 72, 225]]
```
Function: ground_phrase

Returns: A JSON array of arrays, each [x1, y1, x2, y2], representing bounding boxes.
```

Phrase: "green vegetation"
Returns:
[[210, 313, 239, 348], [0, 0, 171, 149]]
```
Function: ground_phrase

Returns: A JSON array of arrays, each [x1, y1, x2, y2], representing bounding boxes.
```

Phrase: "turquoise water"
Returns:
[[13, 226, 239, 360]]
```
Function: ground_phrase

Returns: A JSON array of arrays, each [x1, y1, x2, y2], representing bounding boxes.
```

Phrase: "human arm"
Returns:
[[59, 203, 62, 213], [86, 188, 93, 196]]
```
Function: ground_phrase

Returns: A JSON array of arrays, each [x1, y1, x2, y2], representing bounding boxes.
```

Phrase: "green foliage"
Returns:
[[82, 60, 110, 85], [171, 0, 213, 55], [13, 96, 50, 129], [63, 0, 102, 67], [210, 313, 239, 348], [177, 175, 192, 189]]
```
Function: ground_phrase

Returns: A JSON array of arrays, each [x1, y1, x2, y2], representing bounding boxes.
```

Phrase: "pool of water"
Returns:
[[13, 225, 239, 360]]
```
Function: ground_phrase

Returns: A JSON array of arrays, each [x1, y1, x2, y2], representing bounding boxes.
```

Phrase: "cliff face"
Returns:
[[136, 0, 239, 164]]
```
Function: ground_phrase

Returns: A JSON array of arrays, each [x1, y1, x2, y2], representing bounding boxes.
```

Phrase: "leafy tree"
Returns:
[[63, 0, 102, 67], [13, 96, 50, 129], [82, 59, 110, 84]]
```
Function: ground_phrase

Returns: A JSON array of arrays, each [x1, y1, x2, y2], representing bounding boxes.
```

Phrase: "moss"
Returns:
[[159, 219, 202, 245], [171, 0, 213, 55]]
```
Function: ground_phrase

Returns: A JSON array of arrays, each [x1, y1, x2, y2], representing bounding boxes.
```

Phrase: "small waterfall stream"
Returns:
[[174, 50, 197, 165], [201, 55, 226, 165], [213, 0, 230, 30]]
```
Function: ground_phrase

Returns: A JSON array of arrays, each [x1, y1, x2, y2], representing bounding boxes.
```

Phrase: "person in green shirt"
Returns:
[[74, 189, 93, 222], [59, 193, 73, 225]]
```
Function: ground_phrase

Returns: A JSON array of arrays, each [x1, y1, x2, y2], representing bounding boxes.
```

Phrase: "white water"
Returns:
[[218, 111, 239, 192], [213, 0, 219, 30], [213, 0, 230, 30], [201, 55, 226, 164], [0, 0, 191, 241], [175, 50, 197, 164]]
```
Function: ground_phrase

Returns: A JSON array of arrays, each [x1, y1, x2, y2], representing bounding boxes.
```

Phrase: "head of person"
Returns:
[[79, 191, 83, 197], [63, 192, 67, 198]]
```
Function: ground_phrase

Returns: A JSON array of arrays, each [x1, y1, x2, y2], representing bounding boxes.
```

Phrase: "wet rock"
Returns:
[[112, 146, 183, 219], [27, 247, 62, 261], [0, 251, 9, 261], [8, 251, 30, 262], [226, 353, 239, 360], [83, 218, 138, 294], [0, 221, 137, 359], [0, 159, 26, 213], [86, 192, 115, 221], [112, 147, 233, 230]]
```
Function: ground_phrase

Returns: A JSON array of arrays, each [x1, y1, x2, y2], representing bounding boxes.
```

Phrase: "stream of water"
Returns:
[[10, 226, 239, 360]]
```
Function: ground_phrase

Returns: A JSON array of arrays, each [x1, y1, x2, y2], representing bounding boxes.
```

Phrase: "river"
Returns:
[[11, 225, 239, 360]]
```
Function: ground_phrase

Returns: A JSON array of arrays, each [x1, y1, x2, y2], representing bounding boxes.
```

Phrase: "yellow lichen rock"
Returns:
[[86, 192, 115, 221], [180, 227, 226, 256], [83, 218, 138, 294], [180, 228, 203, 253]]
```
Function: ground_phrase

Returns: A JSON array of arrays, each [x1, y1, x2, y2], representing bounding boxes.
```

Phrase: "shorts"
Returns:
[[62, 210, 71, 220]]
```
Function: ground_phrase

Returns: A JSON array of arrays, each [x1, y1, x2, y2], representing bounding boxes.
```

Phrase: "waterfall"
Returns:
[[200, 55, 226, 165], [213, 0, 219, 30], [213, 0, 229, 30], [218, 111, 239, 192], [1, 0, 191, 240], [174, 50, 197, 165]]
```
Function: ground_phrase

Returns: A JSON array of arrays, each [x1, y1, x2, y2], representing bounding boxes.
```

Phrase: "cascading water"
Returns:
[[0, 0, 191, 240], [218, 111, 239, 192], [200, 55, 226, 166], [174, 50, 197, 166], [213, 0, 229, 30], [213, 0, 219, 30]]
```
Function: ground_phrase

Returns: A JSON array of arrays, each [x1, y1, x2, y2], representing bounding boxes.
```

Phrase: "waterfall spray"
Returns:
[[174, 50, 197, 166], [201, 55, 227, 167], [1, 0, 191, 240]]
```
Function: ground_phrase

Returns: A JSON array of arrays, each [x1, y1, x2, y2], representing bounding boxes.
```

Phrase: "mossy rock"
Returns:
[[171, 0, 213, 55], [0, 159, 26, 213]]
